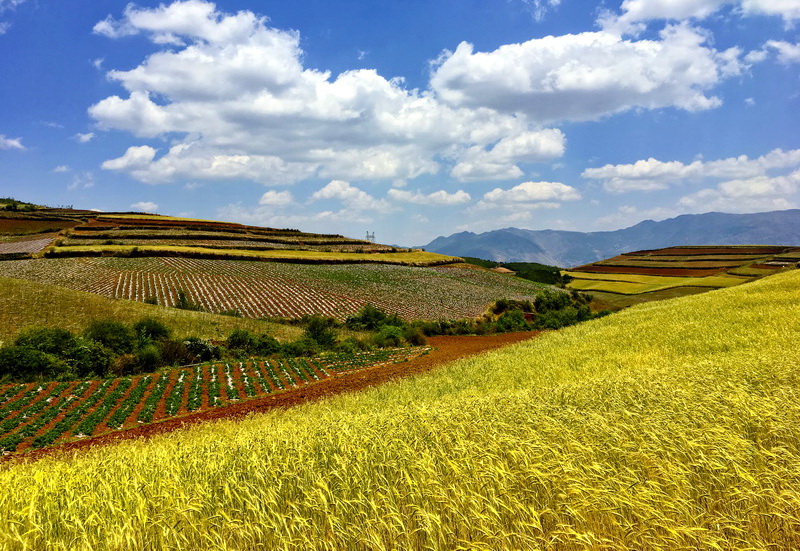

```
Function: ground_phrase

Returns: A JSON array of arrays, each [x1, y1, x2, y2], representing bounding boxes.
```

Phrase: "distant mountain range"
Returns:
[[421, 210, 800, 268]]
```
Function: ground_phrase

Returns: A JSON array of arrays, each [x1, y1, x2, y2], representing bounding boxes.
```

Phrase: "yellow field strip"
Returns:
[[595, 259, 748, 268], [564, 271, 748, 294], [47, 245, 459, 266]]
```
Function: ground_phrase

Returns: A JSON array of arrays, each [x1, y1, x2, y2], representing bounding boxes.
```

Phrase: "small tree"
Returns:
[[133, 317, 171, 342], [84, 319, 135, 355], [303, 316, 337, 349]]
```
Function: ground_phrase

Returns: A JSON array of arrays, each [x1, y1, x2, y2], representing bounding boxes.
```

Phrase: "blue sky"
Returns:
[[1, 0, 798, 246]]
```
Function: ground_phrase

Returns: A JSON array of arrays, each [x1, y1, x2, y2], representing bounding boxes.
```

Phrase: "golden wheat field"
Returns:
[[1, 270, 799, 549]]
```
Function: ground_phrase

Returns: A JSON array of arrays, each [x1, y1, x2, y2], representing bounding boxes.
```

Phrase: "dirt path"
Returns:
[[6, 331, 541, 463]]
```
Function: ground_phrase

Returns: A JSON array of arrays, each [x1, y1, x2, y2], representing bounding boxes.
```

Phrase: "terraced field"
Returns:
[[565, 245, 799, 307], [0, 347, 427, 454], [1, 210, 458, 266], [0, 257, 547, 320]]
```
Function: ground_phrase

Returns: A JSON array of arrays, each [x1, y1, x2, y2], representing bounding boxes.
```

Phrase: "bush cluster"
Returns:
[[0, 292, 609, 384], [0, 318, 220, 383]]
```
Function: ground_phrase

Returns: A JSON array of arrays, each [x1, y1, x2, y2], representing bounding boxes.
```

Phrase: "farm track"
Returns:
[[4, 332, 541, 463]]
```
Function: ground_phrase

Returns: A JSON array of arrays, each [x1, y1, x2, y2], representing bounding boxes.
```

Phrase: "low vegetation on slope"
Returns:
[[1, 269, 798, 549]]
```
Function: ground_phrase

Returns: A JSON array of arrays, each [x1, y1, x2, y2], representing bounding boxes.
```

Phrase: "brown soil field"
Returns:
[[627, 246, 795, 256], [0, 219, 78, 236], [4, 332, 542, 464], [596, 259, 749, 269]]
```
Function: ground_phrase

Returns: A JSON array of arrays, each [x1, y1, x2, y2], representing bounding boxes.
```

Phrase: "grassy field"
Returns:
[[0, 270, 798, 549], [0, 275, 301, 344]]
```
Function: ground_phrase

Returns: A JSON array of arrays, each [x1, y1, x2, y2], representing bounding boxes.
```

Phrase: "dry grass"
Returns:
[[0, 271, 799, 549]]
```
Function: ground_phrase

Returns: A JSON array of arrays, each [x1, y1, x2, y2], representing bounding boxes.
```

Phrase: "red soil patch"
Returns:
[[6, 332, 542, 464], [626, 246, 796, 256]]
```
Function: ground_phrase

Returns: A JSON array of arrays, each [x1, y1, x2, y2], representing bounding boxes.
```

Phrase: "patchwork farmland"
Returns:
[[0, 256, 549, 321], [0, 347, 427, 454], [564, 245, 800, 308]]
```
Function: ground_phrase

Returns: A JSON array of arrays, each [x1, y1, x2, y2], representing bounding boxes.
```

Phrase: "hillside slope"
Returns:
[[1, 269, 798, 549], [423, 209, 800, 267], [0, 275, 301, 343], [0, 257, 549, 321], [564, 244, 800, 309]]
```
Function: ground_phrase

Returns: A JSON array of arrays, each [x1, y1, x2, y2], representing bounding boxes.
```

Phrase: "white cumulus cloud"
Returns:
[[311, 180, 392, 213], [131, 201, 159, 212], [474, 181, 581, 211], [679, 171, 800, 212], [430, 24, 742, 124], [765, 40, 800, 63], [388, 188, 472, 205], [583, 148, 800, 192], [601, 0, 800, 33], [258, 190, 293, 206], [74, 132, 95, 144], [90, 1, 563, 187], [0, 134, 24, 150]]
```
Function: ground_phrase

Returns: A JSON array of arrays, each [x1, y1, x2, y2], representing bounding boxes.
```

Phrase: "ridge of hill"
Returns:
[[422, 209, 800, 267], [0, 209, 459, 267]]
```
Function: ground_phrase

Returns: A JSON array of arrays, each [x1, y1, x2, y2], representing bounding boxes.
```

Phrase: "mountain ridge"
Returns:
[[421, 210, 800, 267]]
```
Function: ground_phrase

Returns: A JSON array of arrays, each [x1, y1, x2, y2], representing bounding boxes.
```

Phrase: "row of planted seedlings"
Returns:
[[0, 347, 431, 453]]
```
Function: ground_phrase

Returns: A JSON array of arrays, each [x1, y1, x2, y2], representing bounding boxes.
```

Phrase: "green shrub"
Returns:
[[346, 304, 402, 330], [336, 337, 372, 354], [135, 345, 162, 373], [227, 329, 256, 351], [493, 310, 531, 332], [67, 337, 112, 378], [174, 290, 202, 311], [282, 338, 319, 357], [133, 317, 171, 342], [0, 347, 66, 381], [184, 338, 220, 362], [158, 339, 194, 366], [84, 320, 135, 355], [14, 327, 77, 357], [373, 326, 404, 348], [303, 316, 337, 349], [534, 290, 572, 313], [254, 334, 282, 355], [401, 326, 427, 346]]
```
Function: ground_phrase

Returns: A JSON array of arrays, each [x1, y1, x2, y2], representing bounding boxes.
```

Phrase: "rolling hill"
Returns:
[[2, 259, 798, 549], [0, 207, 550, 324], [563, 244, 800, 309], [422, 209, 800, 267]]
